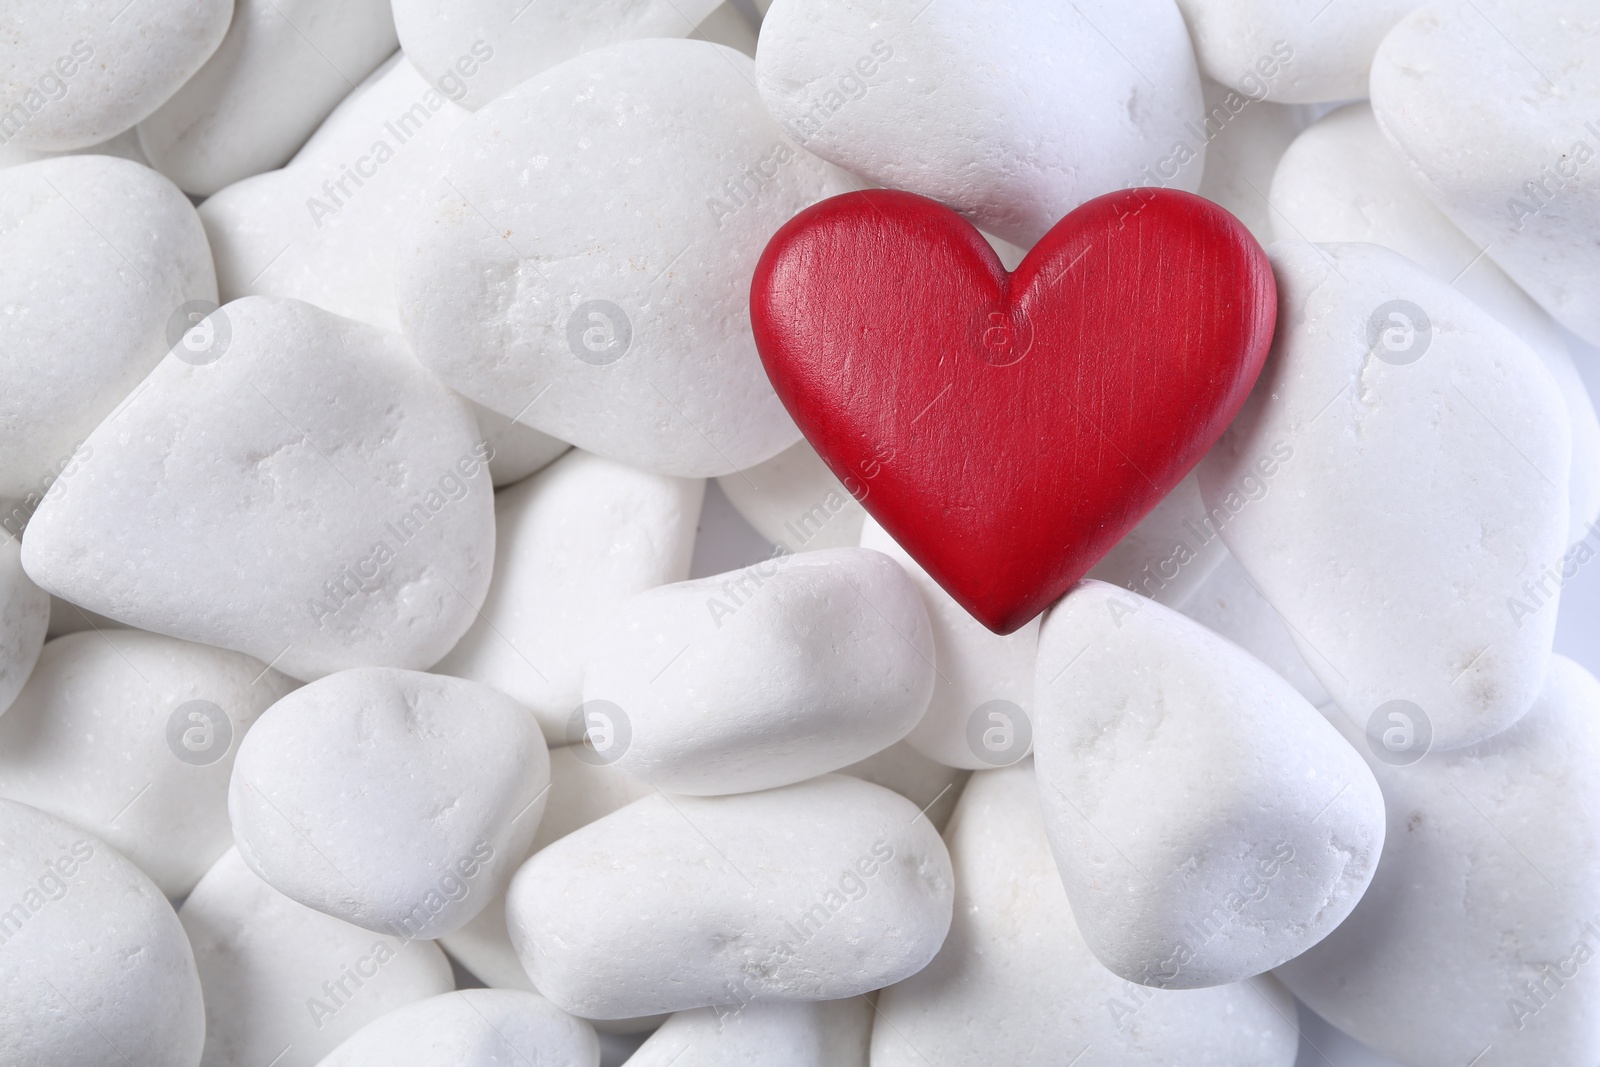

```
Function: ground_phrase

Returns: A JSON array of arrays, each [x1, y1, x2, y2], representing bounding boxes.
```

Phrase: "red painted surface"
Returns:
[[751, 187, 1277, 634]]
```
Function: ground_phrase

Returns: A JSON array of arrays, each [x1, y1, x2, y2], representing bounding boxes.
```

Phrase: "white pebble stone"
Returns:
[[0, 0, 231, 149], [392, 0, 724, 111], [506, 775, 953, 1018], [0, 630, 296, 897], [1086, 471, 1229, 609], [1174, 0, 1425, 103], [395, 38, 852, 477], [181, 848, 455, 1067], [1269, 101, 1600, 539], [755, 0, 1203, 247], [230, 668, 549, 939], [582, 547, 934, 795], [0, 536, 48, 717], [21, 295, 495, 682], [1180, 551, 1330, 707], [1033, 580, 1386, 988], [1371, 0, 1600, 344], [137, 0, 399, 195], [314, 989, 598, 1067], [861, 518, 1038, 770], [0, 799, 206, 1066], [624, 999, 871, 1067], [1199, 240, 1571, 748], [1276, 656, 1600, 1066], [0, 155, 215, 504], [435, 450, 702, 743], [716, 439, 865, 553], [874, 764, 1301, 1066]]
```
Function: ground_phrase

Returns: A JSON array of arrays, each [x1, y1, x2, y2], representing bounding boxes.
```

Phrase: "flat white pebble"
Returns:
[[0, 798, 205, 1067], [506, 775, 954, 1018], [716, 439, 865, 553], [314, 988, 598, 1067], [1033, 581, 1386, 988], [0, 630, 296, 897], [0, 537, 48, 717], [623, 999, 870, 1067]]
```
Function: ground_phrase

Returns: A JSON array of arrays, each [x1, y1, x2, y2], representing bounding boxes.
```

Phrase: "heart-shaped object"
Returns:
[[751, 188, 1276, 633]]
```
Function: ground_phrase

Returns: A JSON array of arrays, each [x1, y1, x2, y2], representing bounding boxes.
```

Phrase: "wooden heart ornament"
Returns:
[[750, 188, 1277, 634]]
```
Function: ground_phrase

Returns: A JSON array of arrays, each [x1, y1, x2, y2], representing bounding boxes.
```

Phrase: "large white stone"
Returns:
[[313, 989, 598, 1067], [0, 630, 296, 897], [506, 775, 953, 1018], [624, 999, 871, 1066], [394, 38, 852, 477], [180, 848, 455, 1067], [230, 668, 549, 939], [20, 296, 495, 682], [0, 155, 215, 503], [137, 0, 399, 195], [0, 536, 48, 717], [434, 450, 702, 743], [716, 439, 865, 553], [582, 547, 933, 795], [874, 764, 1301, 1066], [1276, 656, 1600, 1066], [0, 799, 206, 1067], [756, 0, 1203, 247], [1199, 241, 1571, 748], [1371, 0, 1600, 344], [1033, 581, 1385, 988]]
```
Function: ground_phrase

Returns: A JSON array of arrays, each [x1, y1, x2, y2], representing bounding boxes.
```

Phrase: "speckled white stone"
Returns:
[[1199, 241, 1571, 749], [0, 631, 296, 897], [20, 296, 495, 682], [755, 0, 1203, 247], [181, 848, 455, 1067], [1086, 471, 1229, 609], [874, 764, 1302, 1066], [716, 439, 865, 553], [625, 999, 871, 1067], [1276, 656, 1600, 1066], [583, 547, 933, 795], [0, 799, 206, 1066], [0, 155, 215, 503], [0, 537, 47, 717], [230, 668, 548, 938], [506, 775, 953, 1018], [434, 449, 702, 743], [314, 989, 598, 1067], [1034, 581, 1385, 988], [395, 38, 852, 477]]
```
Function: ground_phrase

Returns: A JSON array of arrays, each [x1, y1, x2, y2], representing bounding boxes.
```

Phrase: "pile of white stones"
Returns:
[[1, 1, 1597, 1065]]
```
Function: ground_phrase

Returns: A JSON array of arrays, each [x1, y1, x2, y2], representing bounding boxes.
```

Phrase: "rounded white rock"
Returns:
[[506, 775, 954, 1018], [582, 547, 933, 795], [756, 0, 1203, 248], [715, 439, 865, 553], [314, 988, 598, 1067], [395, 38, 853, 477], [624, 999, 871, 1067], [230, 668, 549, 939], [0, 799, 205, 1067], [0, 536, 48, 717], [1033, 580, 1386, 988], [20, 295, 496, 682], [0, 630, 297, 897]]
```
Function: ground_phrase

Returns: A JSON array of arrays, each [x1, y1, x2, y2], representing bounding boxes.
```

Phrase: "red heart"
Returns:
[[750, 187, 1276, 634]]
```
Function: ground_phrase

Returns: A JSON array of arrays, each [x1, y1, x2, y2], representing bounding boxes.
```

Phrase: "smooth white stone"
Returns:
[[1199, 240, 1571, 748], [392, 0, 724, 111], [1034, 581, 1385, 988], [1086, 471, 1229, 609], [181, 848, 455, 1067], [1174, 0, 1425, 103], [624, 999, 870, 1067], [0, 536, 48, 717], [20, 295, 495, 682], [583, 547, 933, 795], [314, 989, 598, 1067], [0, 631, 296, 897], [394, 38, 852, 477], [1181, 550, 1330, 707], [0, 799, 205, 1067], [1270, 101, 1600, 539], [434, 450, 702, 743], [1194, 77, 1320, 246], [715, 439, 865, 553], [1276, 656, 1600, 1066], [137, 0, 399, 195], [0, 155, 215, 503], [0, 0, 231, 149], [756, 0, 1203, 247], [230, 668, 548, 939], [506, 775, 954, 1018], [860, 518, 1038, 770], [1371, 0, 1600, 344], [874, 764, 1301, 1066]]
